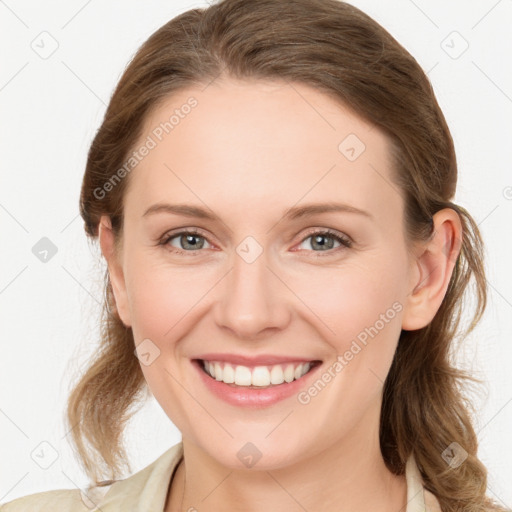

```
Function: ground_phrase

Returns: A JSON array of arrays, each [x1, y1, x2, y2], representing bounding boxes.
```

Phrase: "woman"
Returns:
[[1, 0, 506, 510]]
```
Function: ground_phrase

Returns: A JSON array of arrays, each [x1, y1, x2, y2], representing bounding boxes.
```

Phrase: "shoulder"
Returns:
[[405, 453, 443, 512], [0, 482, 115, 512], [1, 442, 184, 512], [424, 488, 443, 511], [0, 488, 90, 511]]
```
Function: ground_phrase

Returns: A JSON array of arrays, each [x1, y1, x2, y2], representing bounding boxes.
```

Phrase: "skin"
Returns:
[[99, 78, 461, 512]]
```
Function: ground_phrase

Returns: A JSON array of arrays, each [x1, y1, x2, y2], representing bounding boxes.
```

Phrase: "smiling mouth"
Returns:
[[196, 359, 322, 388]]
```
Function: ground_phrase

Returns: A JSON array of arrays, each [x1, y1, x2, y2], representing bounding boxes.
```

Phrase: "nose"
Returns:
[[213, 244, 291, 341]]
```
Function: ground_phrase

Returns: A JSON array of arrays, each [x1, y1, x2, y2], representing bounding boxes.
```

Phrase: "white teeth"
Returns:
[[214, 362, 223, 381], [222, 364, 235, 383], [284, 364, 295, 383], [251, 366, 270, 387], [202, 360, 314, 387], [270, 365, 285, 385], [234, 365, 252, 386]]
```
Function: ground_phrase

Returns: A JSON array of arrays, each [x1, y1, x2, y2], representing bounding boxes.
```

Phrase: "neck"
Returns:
[[165, 417, 407, 511]]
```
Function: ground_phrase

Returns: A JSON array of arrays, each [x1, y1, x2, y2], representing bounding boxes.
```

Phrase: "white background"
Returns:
[[1, 0, 511, 507]]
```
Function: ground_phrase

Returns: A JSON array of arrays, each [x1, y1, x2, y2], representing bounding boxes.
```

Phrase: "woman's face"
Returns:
[[103, 78, 421, 469]]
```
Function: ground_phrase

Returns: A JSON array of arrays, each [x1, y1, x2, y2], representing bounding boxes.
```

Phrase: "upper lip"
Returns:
[[194, 353, 321, 366]]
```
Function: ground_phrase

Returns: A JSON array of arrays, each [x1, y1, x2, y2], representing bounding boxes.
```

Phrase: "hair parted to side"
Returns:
[[67, 1, 504, 510]]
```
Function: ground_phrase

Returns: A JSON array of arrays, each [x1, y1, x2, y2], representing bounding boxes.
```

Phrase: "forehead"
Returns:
[[123, 78, 401, 224]]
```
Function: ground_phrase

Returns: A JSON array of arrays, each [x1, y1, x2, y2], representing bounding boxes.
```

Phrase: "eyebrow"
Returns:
[[142, 201, 373, 222]]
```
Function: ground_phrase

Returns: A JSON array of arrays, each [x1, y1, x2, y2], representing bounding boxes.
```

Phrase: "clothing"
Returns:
[[0, 442, 442, 511]]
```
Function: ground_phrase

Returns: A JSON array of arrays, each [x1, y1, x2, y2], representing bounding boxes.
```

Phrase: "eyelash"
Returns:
[[158, 228, 352, 257]]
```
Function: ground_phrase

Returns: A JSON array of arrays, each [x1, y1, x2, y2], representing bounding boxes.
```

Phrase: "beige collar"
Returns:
[[83, 442, 442, 511]]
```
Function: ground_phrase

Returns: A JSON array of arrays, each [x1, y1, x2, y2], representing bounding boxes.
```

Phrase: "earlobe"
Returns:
[[98, 216, 132, 327], [401, 208, 462, 331]]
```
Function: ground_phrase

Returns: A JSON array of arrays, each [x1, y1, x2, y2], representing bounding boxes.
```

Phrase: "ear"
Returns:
[[401, 208, 462, 331], [98, 215, 132, 327]]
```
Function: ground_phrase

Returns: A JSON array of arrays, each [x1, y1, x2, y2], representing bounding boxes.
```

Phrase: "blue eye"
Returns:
[[159, 228, 351, 257], [297, 230, 352, 254], [160, 229, 211, 254]]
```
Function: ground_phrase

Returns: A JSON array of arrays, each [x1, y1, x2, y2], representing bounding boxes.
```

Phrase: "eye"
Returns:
[[295, 229, 352, 256], [159, 229, 213, 255], [158, 228, 352, 257]]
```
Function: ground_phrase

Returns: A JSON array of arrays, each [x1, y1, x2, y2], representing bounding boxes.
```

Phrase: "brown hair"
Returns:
[[68, 1, 504, 510]]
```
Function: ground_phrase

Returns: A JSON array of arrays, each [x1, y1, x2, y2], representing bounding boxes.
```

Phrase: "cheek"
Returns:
[[125, 255, 221, 362], [125, 245, 197, 325], [288, 259, 406, 414], [290, 260, 405, 348], [292, 264, 404, 416], [126, 250, 406, 347]]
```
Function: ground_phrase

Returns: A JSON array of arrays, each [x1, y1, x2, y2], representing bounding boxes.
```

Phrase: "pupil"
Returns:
[[183, 234, 203, 250], [313, 235, 333, 251]]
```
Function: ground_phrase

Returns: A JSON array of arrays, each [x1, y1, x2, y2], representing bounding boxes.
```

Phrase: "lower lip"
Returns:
[[192, 359, 322, 408]]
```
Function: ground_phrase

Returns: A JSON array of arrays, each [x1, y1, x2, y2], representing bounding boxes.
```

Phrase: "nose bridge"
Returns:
[[214, 236, 290, 339]]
